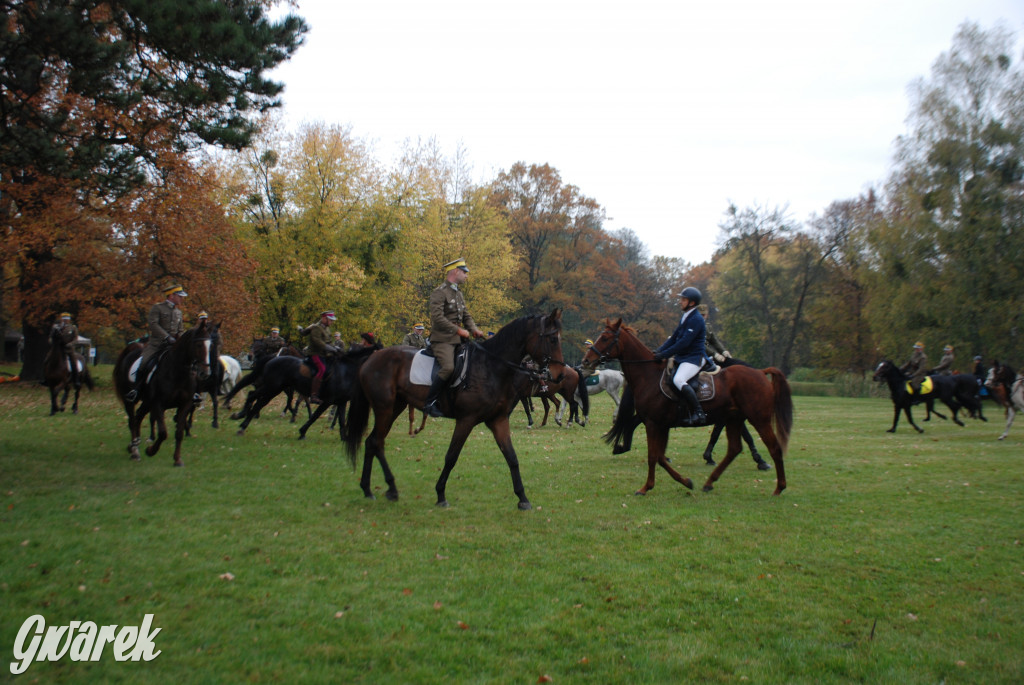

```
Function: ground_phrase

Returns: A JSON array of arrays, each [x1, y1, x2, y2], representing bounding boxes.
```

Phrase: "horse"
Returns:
[[517, 365, 587, 428], [186, 323, 224, 431], [343, 309, 566, 509], [231, 345, 378, 438], [985, 363, 1022, 440], [113, 322, 213, 466], [871, 360, 984, 433], [582, 319, 792, 496], [223, 344, 308, 421], [575, 368, 625, 419], [42, 326, 94, 415]]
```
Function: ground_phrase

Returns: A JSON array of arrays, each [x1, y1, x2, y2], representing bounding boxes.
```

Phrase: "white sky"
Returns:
[[268, 0, 1024, 264]]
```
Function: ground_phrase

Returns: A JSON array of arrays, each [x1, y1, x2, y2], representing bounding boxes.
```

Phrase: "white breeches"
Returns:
[[673, 361, 701, 390]]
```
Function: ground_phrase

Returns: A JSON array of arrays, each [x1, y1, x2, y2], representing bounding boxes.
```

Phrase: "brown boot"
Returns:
[[310, 376, 323, 405]]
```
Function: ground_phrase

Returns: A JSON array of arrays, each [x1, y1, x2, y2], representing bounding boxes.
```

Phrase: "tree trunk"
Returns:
[[18, 321, 48, 381]]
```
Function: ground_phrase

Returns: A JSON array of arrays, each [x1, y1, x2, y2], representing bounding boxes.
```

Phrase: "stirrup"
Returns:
[[125, 389, 139, 402], [423, 400, 444, 418]]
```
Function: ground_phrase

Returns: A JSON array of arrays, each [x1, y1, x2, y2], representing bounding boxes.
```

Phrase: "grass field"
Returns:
[[1, 367, 1022, 683]]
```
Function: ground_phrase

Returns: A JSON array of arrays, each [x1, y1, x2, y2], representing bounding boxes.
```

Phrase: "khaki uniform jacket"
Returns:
[[56, 322, 78, 352], [263, 336, 286, 353], [429, 283, 480, 344], [900, 349, 928, 382], [401, 332, 427, 349], [705, 323, 727, 357], [933, 351, 955, 375], [300, 322, 333, 357], [140, 300, 184, 364]]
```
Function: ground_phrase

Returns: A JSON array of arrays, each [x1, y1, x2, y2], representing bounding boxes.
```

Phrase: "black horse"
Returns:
[[113, 322, 213, 466], [343, 310, 566, 509], [231, 345, 379, 438], [186, 322, 223, 431], [43, 326, 94, 415], [872, 359, 984, 433], [224, 343, 308, 422]]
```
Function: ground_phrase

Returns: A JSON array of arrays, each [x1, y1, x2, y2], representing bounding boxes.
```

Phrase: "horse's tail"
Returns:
[[577, 375, 591, 418], [763, 367, 793, 452], [82, 363, 95, 391], [112, 345, 137, 401], [342, 378, 370, 470], [602, 384, 636, 448]]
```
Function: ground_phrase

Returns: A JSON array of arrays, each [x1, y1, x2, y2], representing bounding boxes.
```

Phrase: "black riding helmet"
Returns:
[[679, 287, 702, 305]]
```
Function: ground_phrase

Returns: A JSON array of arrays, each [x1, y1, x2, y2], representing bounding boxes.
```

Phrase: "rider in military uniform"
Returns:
[[263, 327, 286, 354], [54, 312, 80, 386], [931, 345, 955, 375], [424, 258, 484, 417], [402, 323, 427, 349], [125, 284, 187, 402], [298, 311, 339, 404], [900, 341, 928, 393]]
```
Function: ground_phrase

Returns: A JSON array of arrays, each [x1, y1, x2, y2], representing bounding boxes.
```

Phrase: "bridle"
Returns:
[[584, 326, 658, 369]]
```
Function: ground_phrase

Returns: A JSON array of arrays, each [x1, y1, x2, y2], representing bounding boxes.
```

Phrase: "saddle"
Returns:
[[409, 345, 472, 388], [659, 359, 719, 403], [904, 376, 934, 395]]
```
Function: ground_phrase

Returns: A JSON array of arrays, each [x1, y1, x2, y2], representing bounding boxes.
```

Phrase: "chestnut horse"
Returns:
[[113, 322, 213, 466], [43, 326, 93, 415], [582, 319, 792, 496], [343, 310, 566, 509]]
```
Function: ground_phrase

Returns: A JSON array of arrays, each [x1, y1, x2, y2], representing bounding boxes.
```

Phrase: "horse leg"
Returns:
[[485, 415, 532, 510], [49, 386, 60, 416], [171, 407, 187, 467], [210, 390, 219, 429], [414, 410, 427, 435], [998, 406, 1015, 440], [126, 401, 144, 461], [434, 420, 477, 508], [360, 407, 400, 501], [237, 391, 276, 436], [925, 399, 947, 421], [636, 423, 693, 495], [702, 423, 725, 464], [904, 405, 924, 433], [735, 418, 788, 495], [743, 424, 770, 470], [297, 402, 330, 440], [540, 397, 550, 427], [71, 384, 81, 414], [146, 407, 168, 457]]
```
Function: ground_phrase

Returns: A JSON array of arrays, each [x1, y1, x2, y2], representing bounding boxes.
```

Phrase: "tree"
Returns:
[[1, 0, 307, 378], [870, 22, 1024, 359]]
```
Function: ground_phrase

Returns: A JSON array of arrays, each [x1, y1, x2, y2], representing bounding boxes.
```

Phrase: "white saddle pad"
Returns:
[[409, 351, 435, 386]]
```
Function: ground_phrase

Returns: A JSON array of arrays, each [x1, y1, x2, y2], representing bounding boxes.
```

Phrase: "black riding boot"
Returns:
[[679, 383, 706, 427], [125, 358, 151, 402], [423, 375, 447, 418], [309, 376, 323, 405]]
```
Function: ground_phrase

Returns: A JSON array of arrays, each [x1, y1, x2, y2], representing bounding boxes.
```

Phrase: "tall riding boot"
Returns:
[[125, 358, 150, 402], [310, 376, 323, 405], [679, 383, 706, 426], [423, 375, 447, 418]]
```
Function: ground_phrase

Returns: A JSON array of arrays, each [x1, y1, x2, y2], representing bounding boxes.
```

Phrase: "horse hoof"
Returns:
[[518, 501, 532, 510], [757, 462, 772, 471], [682, 478, 694, 490], [886, 429, 896, 433], [174, 462, 183, 468], [702, 484, 714, 492], [704, 459, 716, 466], [364, 493, 376, 500], [130, 455, 140, 462], [436, 500, 449, 508], [612, 445, 629, 455], [236, 429, 245, 436], [385, 491, 399, 502], [634, 490, 646, 496], [297, 434, 306, 441]]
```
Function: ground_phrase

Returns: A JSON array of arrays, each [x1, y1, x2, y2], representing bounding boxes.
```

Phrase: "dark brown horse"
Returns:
[[43, 326, 93, 415], [518, 365, 587, 428], [113, 322, 213, 466], [343, 310, 566, 509], [582, 319, 793, 496]]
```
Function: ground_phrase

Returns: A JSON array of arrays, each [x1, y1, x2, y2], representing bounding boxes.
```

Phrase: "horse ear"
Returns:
[[611, 318, 623, 329], [549, 308, 562, 321]]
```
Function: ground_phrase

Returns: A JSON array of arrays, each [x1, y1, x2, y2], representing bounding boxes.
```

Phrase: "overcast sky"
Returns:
[[268, 0, 1024, 265]]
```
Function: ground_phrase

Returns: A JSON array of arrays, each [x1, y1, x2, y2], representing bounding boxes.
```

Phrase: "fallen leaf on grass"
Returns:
[[433, 601, 443, 610], [457, 620, 469, 630], [219, 572, 235, 581], [538, 675, 552, 683]]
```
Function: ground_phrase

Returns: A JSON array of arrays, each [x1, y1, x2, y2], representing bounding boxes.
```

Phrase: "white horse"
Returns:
[[219, 355, 242, 402], [988, 370, 1024, 440], [575, 368, 625, 420]]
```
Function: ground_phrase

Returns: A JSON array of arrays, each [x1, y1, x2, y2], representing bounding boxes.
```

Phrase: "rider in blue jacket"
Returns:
[[653, 286, 707, 426]]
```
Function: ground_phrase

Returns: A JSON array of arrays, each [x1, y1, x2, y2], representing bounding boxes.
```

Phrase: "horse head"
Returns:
[[872, 359, 898, 382], [524, 308, 566, 382], [181, 321, 213, 381], [582, 318, 627, 370]]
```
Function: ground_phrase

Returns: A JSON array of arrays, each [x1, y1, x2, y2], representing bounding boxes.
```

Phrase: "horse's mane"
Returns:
[[603, 318, 639, 337], [484, 313, 561, 353]]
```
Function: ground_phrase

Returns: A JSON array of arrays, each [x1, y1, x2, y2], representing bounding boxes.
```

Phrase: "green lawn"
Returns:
[[1, 370, 1021, 683]]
